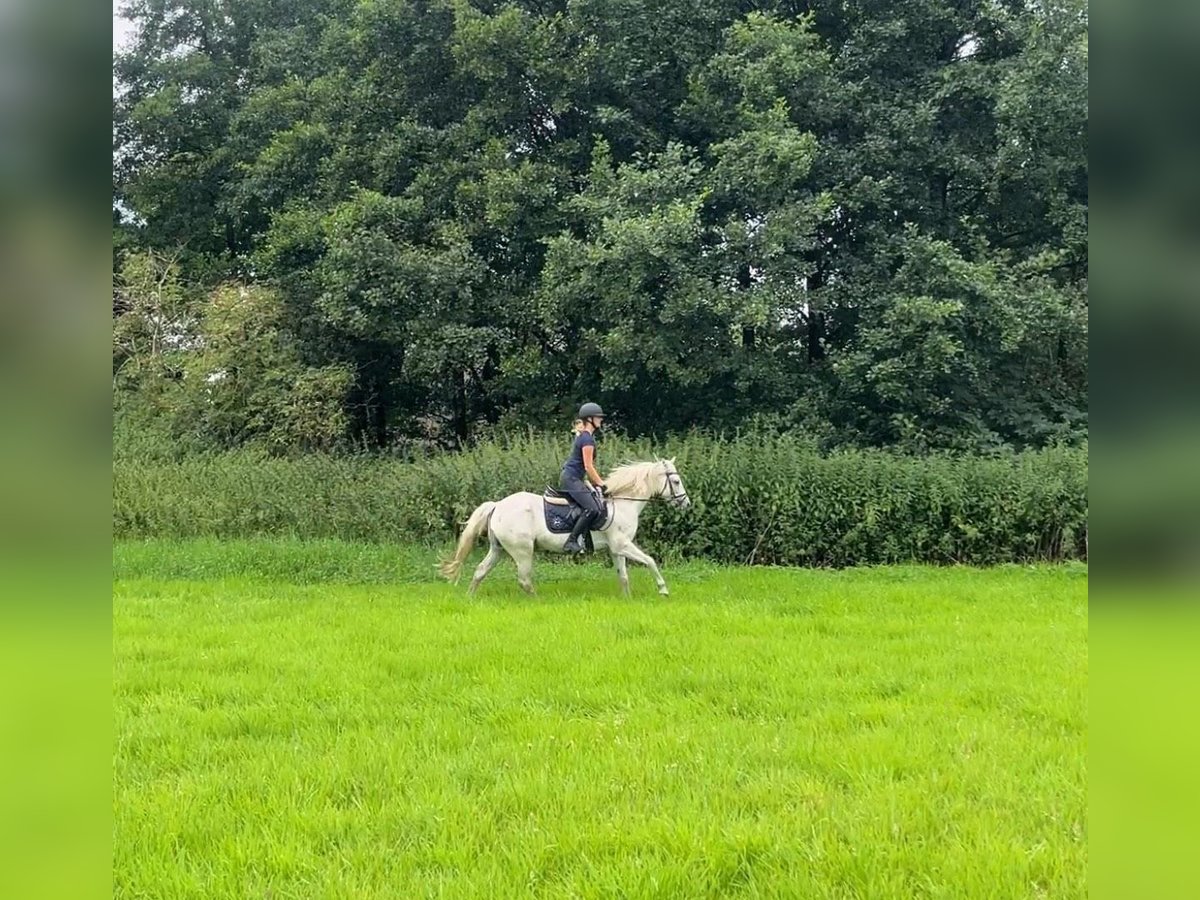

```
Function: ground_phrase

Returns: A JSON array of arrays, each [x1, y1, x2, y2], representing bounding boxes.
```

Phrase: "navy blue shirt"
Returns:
[[562, 431, 595, 480]]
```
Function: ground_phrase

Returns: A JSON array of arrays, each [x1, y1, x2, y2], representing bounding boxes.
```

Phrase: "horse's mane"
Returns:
[[605, 460, 664, 497]]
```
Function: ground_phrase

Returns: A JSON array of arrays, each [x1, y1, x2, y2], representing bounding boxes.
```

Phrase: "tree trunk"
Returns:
[[738, 264, 755, 349], [807, 270, 826, 363], [454, 369, 469, 447], [373, 390, 388, 448]]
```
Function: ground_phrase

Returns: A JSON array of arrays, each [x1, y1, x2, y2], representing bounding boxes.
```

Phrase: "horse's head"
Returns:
[[659, 458, 691, 510]]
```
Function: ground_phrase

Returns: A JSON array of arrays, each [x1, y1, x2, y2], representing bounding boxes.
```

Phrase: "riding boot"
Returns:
[[562, 510, 595, 555]]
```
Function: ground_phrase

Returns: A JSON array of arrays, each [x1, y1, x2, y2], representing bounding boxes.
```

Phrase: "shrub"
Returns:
[[113, 433, 1087, 566]]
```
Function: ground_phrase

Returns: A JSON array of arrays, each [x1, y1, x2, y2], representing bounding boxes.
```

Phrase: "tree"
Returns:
[[113, 249, 191, 389], [113, 0, 1087, 452], [173, 283, 353, 452]]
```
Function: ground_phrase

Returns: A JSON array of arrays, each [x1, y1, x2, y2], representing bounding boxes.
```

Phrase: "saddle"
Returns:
[[543, 485, 573, 505], [541, 485, 612, 544]]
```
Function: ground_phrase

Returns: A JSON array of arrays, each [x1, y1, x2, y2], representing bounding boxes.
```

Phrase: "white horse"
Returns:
[[438, 459, 691, 596]]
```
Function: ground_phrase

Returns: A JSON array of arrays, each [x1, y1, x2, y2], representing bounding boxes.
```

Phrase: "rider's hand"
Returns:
[[599, 483, 610, 496]]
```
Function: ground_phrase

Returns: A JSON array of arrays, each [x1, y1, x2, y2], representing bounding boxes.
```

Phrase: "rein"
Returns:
[[600, 462, 689, 505]]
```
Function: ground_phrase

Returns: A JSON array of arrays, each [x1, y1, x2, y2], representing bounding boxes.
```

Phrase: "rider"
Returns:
[[560, 402, 608, 554]]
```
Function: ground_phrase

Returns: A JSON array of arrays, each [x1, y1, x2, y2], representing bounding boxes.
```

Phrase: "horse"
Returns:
[[438, 459, 691, 596]]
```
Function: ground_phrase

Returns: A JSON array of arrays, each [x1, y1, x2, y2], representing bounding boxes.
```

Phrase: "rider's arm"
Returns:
[[582, 445, 604, 486]]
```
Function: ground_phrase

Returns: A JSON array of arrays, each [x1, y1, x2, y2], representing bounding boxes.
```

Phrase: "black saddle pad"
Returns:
[[541, 497, 610, 534]]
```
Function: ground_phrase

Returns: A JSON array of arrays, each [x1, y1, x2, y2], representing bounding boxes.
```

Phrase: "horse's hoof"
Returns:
[[658, 587, 670, 596]]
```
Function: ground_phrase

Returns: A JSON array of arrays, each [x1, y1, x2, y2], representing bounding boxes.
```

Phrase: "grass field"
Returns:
[[113, 540, 1087, 899]]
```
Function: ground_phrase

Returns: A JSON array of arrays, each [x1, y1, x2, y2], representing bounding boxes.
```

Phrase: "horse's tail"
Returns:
[[438, 501, 497, 583]]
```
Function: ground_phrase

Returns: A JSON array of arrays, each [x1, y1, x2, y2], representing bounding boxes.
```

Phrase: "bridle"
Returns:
[[601, 461, 689, 506], [660, 460, 690, 506]]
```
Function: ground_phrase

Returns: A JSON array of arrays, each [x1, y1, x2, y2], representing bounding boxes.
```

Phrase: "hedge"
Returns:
[[113, 433, 1087, 566]]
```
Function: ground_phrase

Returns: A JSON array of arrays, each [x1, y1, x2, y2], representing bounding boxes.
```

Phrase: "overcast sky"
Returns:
[[113, 2, 134, 52]]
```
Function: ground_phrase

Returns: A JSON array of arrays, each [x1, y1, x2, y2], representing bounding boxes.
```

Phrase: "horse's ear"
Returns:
[[669, 456, 676, 465]]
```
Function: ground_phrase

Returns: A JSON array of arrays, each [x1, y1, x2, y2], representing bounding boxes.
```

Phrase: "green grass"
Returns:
[[114, 540, 1087, 899]]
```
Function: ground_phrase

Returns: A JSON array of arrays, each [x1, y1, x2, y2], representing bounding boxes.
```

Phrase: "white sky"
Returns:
[[113, 1, 134, 52]]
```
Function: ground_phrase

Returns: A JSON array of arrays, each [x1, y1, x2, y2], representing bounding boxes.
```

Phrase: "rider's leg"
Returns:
[[560, 476, 602, 554], [563, 508, 598, 554]]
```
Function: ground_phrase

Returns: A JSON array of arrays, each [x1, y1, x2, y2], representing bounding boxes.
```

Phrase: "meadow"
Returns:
[[113, 540, 1087, 898]]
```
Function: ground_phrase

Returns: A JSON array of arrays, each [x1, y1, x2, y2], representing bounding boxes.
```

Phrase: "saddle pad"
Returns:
[[543, 502, 576, 533], [541, 498, 612, 534]]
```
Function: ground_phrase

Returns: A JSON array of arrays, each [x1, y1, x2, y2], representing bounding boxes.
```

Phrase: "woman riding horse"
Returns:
[[439, 451, 691, 596], [559, 402, 608, 554]]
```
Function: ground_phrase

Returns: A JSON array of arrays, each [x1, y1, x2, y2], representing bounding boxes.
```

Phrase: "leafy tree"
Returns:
[[113, 249, 192, 389], [174, 283, 353, 452], [113, 0, 1087, 452]]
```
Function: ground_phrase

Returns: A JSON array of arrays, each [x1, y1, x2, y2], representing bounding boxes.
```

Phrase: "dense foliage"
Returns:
[[114, 0, 1087, 452], [114, 432, 1087, 565]]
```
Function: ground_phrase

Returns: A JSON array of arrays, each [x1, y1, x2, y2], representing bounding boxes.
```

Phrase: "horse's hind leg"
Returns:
[[508, 543, 535, 595], [468, 539, 504, 595], [494, 530, 537, 594]]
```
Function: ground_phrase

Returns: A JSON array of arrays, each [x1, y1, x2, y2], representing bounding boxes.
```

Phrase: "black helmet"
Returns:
[[578, 402, 605, 420]]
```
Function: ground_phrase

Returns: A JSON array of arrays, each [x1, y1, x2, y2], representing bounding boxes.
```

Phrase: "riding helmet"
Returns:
[[577, 402, 605, 420]]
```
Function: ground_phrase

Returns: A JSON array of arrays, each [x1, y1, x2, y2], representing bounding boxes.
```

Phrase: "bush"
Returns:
[[113, 433, 1087, 566]]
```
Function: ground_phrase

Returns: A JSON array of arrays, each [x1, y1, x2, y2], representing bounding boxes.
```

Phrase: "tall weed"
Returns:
[[114, 434, 1087, 566]]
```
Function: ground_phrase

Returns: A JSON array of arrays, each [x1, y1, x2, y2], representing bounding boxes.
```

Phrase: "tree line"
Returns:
[[113, 0, 1087, 453]]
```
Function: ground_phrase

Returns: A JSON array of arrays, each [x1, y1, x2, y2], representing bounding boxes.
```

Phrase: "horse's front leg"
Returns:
[[617, 539, 669, 596], [612, 552, 631, 596]]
